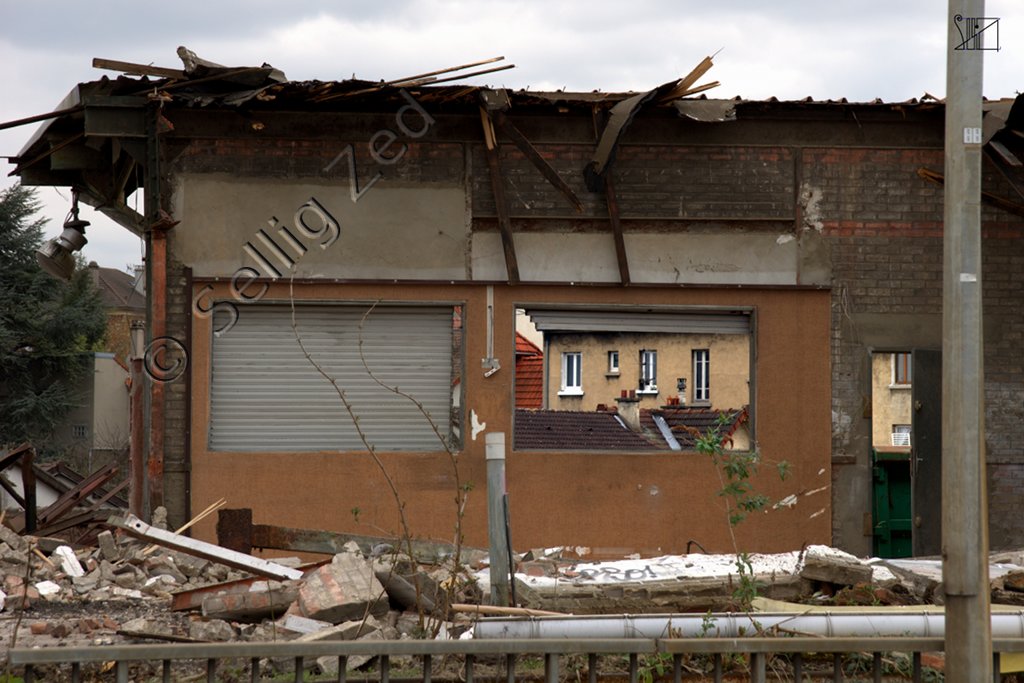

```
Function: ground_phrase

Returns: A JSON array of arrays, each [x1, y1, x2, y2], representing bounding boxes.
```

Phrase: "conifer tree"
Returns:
[[0, 184, 107, 446]]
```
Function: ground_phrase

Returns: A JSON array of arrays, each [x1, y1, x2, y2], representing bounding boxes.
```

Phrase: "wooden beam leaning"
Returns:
[[604, 174, 631, 285], [92, 58, 186, 80], [490, 110, 584, 213], [479, 106, 520, 284]]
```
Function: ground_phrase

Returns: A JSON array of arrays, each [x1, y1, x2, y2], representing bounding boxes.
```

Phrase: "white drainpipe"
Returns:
[[473, 612, 1024, 639]]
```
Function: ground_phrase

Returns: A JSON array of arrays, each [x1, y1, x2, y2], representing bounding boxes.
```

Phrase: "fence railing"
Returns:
[[10, 635, 1024, 682]]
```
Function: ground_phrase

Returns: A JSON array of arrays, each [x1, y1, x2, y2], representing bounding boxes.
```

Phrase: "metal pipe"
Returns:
[[486, 432, 510, 606], [473, 612, 1024, 640]]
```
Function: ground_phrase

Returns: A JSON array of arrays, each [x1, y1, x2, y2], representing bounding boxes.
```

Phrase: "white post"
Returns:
[[486, 432, 511, 605]]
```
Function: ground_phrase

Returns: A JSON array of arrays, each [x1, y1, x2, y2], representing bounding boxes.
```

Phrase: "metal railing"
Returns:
[[10, 636, 1024, 682]]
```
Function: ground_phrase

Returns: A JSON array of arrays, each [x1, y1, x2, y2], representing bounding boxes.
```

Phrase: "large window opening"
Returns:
[[514, 307, 753, 452]]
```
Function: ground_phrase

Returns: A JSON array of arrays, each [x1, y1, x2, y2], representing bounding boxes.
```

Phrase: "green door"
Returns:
[[872, 450, 913, 558]]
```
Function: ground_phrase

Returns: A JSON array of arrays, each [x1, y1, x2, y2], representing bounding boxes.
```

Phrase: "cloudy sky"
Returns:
[[1, 1, 1019, 272]]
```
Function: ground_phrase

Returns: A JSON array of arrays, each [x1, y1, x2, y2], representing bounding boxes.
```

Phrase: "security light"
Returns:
[[36, 190, 89, 281]]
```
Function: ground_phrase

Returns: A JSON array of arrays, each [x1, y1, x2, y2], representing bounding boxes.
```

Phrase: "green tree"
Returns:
[[0, 184, 107, 447]]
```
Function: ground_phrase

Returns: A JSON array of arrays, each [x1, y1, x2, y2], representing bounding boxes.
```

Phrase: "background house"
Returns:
[[542, 328, 750, 411]]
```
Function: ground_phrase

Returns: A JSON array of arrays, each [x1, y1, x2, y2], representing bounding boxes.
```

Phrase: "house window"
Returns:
[[639, 349, 658, 393], [693, 349, 710, 403], [608, 350, 619, 375], [72, 424, 88, 440], [560, 352, 583, 395], [209, 303, 463, 451], [892, 424, 912, 447], [893, 352, 912, 386]]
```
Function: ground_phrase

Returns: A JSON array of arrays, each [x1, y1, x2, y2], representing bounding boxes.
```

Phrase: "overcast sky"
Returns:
[[1, 1, 1020, 272]]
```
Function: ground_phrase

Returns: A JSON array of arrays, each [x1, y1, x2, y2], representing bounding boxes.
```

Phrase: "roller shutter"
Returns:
[[209, 304, 457, 451]]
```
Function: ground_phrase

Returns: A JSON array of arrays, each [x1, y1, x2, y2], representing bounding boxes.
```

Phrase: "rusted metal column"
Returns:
[[942, 2, 991, 680], [148, 226, 167, 512], [129, 321, 146, 516]]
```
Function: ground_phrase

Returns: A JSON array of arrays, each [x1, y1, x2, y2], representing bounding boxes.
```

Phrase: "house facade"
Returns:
[[13, 56, 1024, 556], [543, 329, 750, 411]]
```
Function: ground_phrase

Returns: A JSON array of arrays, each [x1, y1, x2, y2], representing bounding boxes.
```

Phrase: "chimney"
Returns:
[[615, 392, 641, 432]]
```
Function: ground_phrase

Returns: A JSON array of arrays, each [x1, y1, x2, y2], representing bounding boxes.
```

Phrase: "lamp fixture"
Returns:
[[36, 189, 89, 281]]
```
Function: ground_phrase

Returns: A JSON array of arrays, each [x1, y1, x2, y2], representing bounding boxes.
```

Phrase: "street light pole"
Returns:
[[942, 2, 991, 680]]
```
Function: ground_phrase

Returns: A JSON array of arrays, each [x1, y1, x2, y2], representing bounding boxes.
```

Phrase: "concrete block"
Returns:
[[297, 553, 388, 624], [96, 531, 120, 562], [279, 614, 332, 635], [295, 616, 381, 643], [0, 524, 27, 552], [201, 583, 298, 622], [800, 546, 873, 586], [53, 545, 84, 578], [189, 618, 236, 642]]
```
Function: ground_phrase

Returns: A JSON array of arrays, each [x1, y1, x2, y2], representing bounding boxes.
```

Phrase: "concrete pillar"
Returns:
[[486, 432, 511, 606]]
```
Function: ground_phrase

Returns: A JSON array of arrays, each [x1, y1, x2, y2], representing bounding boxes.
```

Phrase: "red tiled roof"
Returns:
[[516, 333, 542, 356], [515, 333, 543, 409], [514, 409, 659, 451]]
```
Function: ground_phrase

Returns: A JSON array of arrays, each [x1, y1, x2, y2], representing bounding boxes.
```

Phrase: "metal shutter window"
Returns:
[[526, 309, 750, 334], [210, 304, 456, 451]]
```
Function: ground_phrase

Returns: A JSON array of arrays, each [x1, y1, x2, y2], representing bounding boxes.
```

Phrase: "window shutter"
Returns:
[[209, 304, 456, 451]]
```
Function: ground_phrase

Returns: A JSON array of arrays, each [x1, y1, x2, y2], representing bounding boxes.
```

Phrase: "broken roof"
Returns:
[[640, 406, 749, 450]]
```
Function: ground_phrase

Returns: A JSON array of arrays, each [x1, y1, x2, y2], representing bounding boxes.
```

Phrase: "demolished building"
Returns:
[[8, 50, 1024, 558]]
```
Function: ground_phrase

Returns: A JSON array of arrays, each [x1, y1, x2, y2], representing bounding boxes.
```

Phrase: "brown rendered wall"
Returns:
[[158, 104, 936, 552], [186, 281, 830, 556]]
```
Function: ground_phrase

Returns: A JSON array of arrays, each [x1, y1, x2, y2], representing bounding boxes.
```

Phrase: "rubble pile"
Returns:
[[0, 517, 482, 677], [5, 511, 1024, 678]]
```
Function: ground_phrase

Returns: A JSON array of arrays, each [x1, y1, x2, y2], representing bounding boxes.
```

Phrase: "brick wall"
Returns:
[[816, 145, 1024, 551], [470, 144, 795, 219]]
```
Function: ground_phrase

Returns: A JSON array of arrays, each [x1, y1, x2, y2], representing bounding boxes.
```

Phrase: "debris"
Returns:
[[279, 614, 332, 635], [108, 513, 303, 581], [52, 545, 84, 577], [297, 553, 389, 623], [201, 581, 299, 622], [96, 530, 120, 562], [800, 545, 874, 586], [188, 618, 236, 642], [217, 508, 476, 564]]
